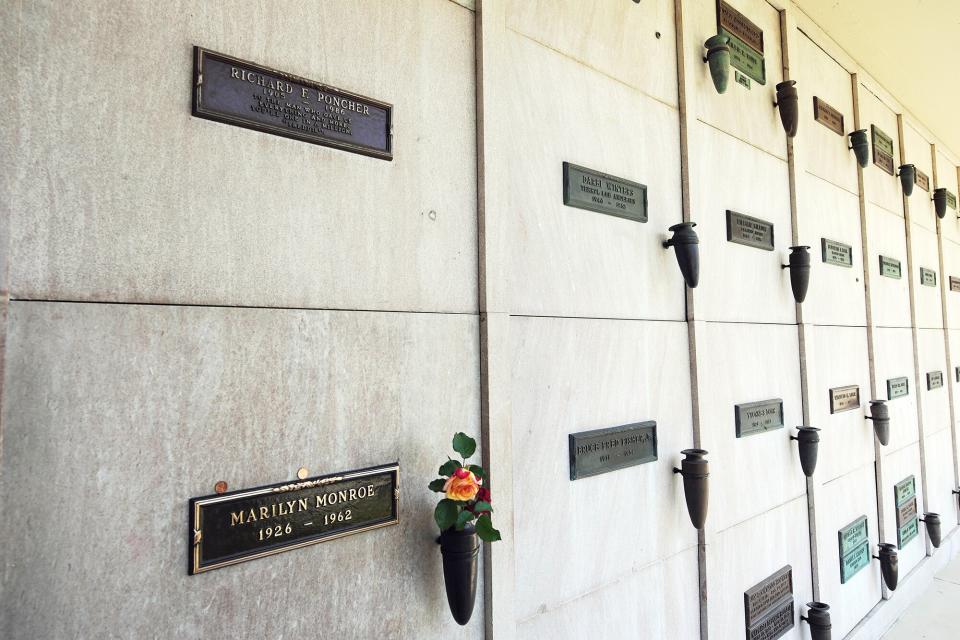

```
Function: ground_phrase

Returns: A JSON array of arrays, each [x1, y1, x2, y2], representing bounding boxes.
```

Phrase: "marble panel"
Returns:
[[697, 322, 805, 532], [858, 85, 903, 216], [8, 0, 477, 313], [814, 463, 882, 639], [503, 30, 685, 320], [803, 325, 874, 482], [880, 444, 926, 577], [872, 327, 920, 451], [689, 122, 794, 323], [917, 328, 950, 436], [902, 122, 937, 232], [922, 429, 959, 543], [935, 152, 960, 244], [941, 239, 960, 328], [795, 173, 867, 327], [506, 0, 678, 106], [510, 316, 696, 620], [911, 224, 945, 329], [865, 203, 911, 328], [0, 301, 481, 640]]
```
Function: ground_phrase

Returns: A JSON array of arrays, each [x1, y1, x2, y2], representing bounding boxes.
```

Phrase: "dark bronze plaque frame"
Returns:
[[821, 238, 853, 267], [727, 210, 775, 251], [894, 475, 918, 549], [735, 399, 784, 438], [718, 0, 764, 53], [744, 565, 794, 640], [189, 462, 400, 574], [887, 376, 909, 400], [562, 162, 648, 223], [568, 421, 657, 480], [192, 46, 393, 160], [879, 255, 902, 279], [927, 371, 943, 390], [813, 97, 844, 136], [871, 125, 895, 175]]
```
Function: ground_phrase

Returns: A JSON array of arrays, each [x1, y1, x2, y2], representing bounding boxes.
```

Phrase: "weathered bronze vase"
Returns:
[[775, 80, 799, 138], [848, 129, 870, 168], [933, 188, 948, 219], [439, 526, 479, 625], [703, 35, 730, 94], [920, 512, 942, 548], [803, 602, 832, 640], [876, 543, 899, 591], [674, 449, 709, 530], [898, 164, 916, 197], [867, 400, 890, 446], [791, 426, 820, 477], [663, 222, 700, 288], [782, 245, 811, 303]]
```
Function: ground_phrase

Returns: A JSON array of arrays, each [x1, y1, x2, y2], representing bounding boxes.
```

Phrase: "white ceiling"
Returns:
[[791, 0, 960, 157]]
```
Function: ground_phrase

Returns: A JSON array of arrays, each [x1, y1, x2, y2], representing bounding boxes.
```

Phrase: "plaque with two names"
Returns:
[[744, 566, 794, 640], [872, 125, 895, 175], [838, 515, 870, 583]]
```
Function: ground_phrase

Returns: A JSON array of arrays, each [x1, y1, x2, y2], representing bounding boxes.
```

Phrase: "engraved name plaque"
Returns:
[[894, 475, 918, 548], [821, 238, 853, 267], [895, 475, 916, 505], [927, 371, 943, 390], [718, 1, 765, 85], [562, 162, 648, 223], [915, 170, 930, 192], [879, 255, 902, 279], [735, 399, 784, 438], [887, 376, 909, 400], [192, 47, 392, 160], [727, 211, 774, 251], [189, 463, 399, 574], [829, 385, 860, 414], [951, 276, 960, 292], [568, 421, 657, 480], [948, 191, 958, 210], [872, 125, 895, 175], [920, 267, 937, 287], [813, 97, 844, 136], [744, 566, 794, 640], [838, 515, 869, 584]]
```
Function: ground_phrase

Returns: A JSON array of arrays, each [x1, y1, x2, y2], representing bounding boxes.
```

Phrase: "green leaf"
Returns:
[[428, 478, 447, 493], [468, 464, 486, 482], [475, 514, 501, 542], [473, 500, 493, 513], [455, 509, 477, 530], [434, 499, 459, 531], [452, 432, 477, 459], [438, 459, 461, 477]]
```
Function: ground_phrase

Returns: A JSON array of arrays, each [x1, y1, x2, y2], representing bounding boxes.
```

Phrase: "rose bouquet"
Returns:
[[428, 432, 501, 542]]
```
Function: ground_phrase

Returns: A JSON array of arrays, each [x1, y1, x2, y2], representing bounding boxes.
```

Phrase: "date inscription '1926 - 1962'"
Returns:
[[189, 463, 399, 574], [192, 46, 392, 160]]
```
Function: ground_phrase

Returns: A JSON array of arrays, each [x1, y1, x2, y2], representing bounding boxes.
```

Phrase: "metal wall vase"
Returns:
[[920, 513, 942, 548], [875, 543, 899, 591], [673, 449, 709, 530], [848, 129, 870, 168], [439, 526, 480, 625], [898, 164, 915, 197], [802, 602, 833, 640], [663, 222, 700, 288], [703, 35, 730, 94], [791, 426, 820, 477], [933, 188, 948, 219], [866, 400, 890, 446], [775, 80, 799, 138], [782, 245, 811, 303]]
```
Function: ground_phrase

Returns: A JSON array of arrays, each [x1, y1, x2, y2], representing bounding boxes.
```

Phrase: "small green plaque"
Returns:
[[840, 541, 870, 584], [898, 517, 919, 548], [839, 516, 869, 556], [887, 376, 909, 400], [720, 29, 766, 85], [895, 475, 916, 506], [880, 255, 902, 279], [821, 238, 853, 267], [920, 267, 937, 287], [947, 190, 957, 210]]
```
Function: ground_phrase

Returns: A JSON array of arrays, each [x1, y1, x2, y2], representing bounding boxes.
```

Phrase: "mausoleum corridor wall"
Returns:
[[2, 1, 960, 639]]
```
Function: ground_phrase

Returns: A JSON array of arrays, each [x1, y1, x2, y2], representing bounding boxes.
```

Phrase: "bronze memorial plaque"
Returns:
[[562, 162, 648, 223], [872, 125, 895, 175], [727, 211, 774, 251], [192, 46, 392, 160], [735, 399, 784, 438], [887, 376, 909, 400], [718, 0, 764, 53], [718, 1, 765, 84], [927, 371, 943, 390], [880, 255, 902, 279], [894, 476, 919, 548], [744, 566, 794, 640], [950, 276, 960, 292], [920, 267, 937, 287], [569, 421, 657, 480], [821, 238, 853, 267], [838, 515, 870, 584], [189, 463, 399, 574], [813, 97, 844, 136], [915, 169, 930, 192], [829, 385, 860, 414]]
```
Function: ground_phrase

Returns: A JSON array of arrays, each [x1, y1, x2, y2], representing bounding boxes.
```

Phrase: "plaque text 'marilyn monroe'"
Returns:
[[927, 371, 944, 390], [813, 97, 844, 136], [735, 399, 784, 438], [192, 47, 392, 159], [821, 238, 853, 267], [189, 463, 399, 574], [744, 566, 794, 640], [568, 421, 657, 480], [727, 211, 774, 251], [872, 125, 895, 175], [562, 162, 648, 223], [838, 515, 870, 583], [880, 255, 902, 279], [887, 376, 909, 400], [829, 385, 860, 414], [920, 267, 937, 287]]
